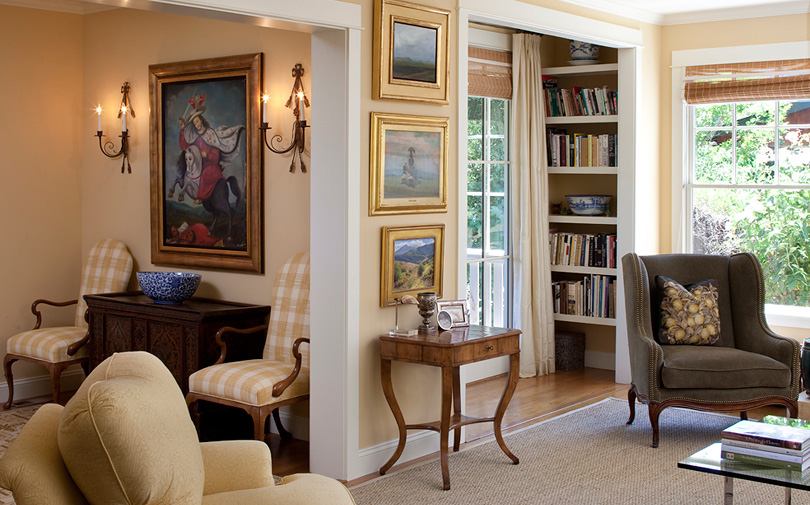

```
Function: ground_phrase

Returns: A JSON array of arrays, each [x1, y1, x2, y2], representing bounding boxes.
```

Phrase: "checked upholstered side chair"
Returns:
[[187, 252, 310, 442], [622, 252, 800, 448], [4, 238, 133, 408]]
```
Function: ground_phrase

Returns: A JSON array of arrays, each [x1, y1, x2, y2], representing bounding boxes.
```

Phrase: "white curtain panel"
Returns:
[[511, 33, 556, 378]]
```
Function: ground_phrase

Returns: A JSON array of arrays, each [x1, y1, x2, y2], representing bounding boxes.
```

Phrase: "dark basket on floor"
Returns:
[[555, 330, 585, 371]]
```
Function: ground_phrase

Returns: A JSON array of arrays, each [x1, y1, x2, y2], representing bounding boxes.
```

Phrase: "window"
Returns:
[[467, 96, 511, 325], [687, 99, 810, 306]]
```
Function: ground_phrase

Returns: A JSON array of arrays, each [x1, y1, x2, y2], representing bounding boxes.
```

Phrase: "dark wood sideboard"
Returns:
[[84, 292, 271, 394]]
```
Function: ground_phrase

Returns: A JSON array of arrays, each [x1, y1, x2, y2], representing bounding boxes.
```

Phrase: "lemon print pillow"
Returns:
[[655, 276, 721, 345]]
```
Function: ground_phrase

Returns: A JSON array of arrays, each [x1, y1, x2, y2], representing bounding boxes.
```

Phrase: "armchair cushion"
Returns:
[[661, 345, 792, 390], [58, 351, 204, 505], [188, 359, 309, 406], [656, 276, 721, 345], [7, 327, 88, 362], [0, 404, 89, 505], [200, 440, 275, 495]]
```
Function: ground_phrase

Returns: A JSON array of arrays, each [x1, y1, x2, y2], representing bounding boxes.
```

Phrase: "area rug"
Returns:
[[0, 403, 43, 505], [350, 398, 810, 504]]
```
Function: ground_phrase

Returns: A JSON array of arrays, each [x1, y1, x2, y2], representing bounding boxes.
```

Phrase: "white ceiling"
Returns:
[[560, 0, 810, 25], [3, 0, 810, 25]]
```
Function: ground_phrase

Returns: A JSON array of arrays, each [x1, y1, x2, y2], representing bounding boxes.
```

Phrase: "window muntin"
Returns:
[[688, 100, 810, 306], [467, 96, 511, 326]]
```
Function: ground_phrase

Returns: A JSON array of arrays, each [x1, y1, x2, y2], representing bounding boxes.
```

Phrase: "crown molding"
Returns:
[[555, 0, 810, 26], [0, 0, 115, 14], [662, 0, 810, 25]]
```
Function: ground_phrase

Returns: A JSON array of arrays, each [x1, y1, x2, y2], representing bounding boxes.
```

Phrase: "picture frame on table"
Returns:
[[372, 0, 450, 104], [381, 224, 444, 307], [436, 300, 470, 328], [148, 53, 264, 273], [369, 112, 449, 216]]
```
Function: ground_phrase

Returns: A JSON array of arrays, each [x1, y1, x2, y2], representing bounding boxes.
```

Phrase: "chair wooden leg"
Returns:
[[627, 385, 637, 425], [740, 411, 748, 420], [648, 403, 663, 448], [250, 409, 272, 442], [50, 362, 65, 405], [3, 356, 17, 410], [273, 408, 293, 440]]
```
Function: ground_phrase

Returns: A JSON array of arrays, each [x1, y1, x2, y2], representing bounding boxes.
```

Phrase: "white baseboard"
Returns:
[[584, 350, 615, 370], [356, 429, 440, 478], [0, 370, 85, 404]]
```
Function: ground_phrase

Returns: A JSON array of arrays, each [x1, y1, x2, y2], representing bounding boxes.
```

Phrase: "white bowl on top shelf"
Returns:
[[565, 195, 611, 216]]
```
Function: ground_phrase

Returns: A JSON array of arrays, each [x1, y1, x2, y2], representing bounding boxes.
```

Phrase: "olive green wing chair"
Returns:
[[0, 351, 355, 505], [4, 238, 133, 408], [622, 252, 800, 448]]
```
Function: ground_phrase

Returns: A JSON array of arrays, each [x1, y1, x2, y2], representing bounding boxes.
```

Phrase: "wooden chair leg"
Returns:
[[50, 363, 64, 405], [3, 356, 17, 410], [740, 411, 748, 420], [250, 409, 272, 442], [627, 385, 637, 425], [648, 403, 663, 449], [273, 408, 293, 440]]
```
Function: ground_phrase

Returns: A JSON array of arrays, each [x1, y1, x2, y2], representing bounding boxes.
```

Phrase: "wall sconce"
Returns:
[[96, 82, 134, 174], [259, 63, 310, 173]]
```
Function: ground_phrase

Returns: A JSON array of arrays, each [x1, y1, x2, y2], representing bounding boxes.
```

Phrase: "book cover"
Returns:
[[722, 438, 808, 457], [723, 420, 810, 451], [722, 449, 810, 471]]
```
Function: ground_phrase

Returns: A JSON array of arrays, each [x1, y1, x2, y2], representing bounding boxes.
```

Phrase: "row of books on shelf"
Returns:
[[550, 232, 616, 269], [721, 416, 810, 471], [547, 130, 616, 168], [551, 275, 616, 319], [542, 79, 618, 117]]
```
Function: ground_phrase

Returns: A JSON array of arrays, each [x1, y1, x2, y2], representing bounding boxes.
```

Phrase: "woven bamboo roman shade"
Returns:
[[683, 59, 810, 104], [469, 47, 512, 99]]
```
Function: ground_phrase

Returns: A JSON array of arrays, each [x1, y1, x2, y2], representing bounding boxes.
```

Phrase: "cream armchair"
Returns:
[[0, 351, 355, 505]]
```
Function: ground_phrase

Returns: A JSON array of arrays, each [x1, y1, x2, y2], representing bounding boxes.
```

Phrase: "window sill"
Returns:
[[765, 304, 810, 330]]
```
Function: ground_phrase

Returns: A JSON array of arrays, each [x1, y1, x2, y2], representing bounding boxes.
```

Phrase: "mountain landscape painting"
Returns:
[[393, 238, 435, 292], [392, 21, 438, 84]]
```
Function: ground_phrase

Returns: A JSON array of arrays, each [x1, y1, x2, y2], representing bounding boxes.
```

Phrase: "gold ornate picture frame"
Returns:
[[381, 224, 444, 306], [148, 53, 264, 273], [372, 0, 450, 104], [370, 112, 449, 216]]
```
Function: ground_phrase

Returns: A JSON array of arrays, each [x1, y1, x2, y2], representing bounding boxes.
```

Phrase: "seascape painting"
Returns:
[[392, 21, 438, 83], [382, 129, 442, 200], [161, 76, 247, 252], [393, 238, 435, 292]]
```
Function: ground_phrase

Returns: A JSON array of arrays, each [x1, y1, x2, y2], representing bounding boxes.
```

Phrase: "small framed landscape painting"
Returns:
[[372, 0, 450, 104], [369, 112, 448, 216], [381, 224, 444, 306]]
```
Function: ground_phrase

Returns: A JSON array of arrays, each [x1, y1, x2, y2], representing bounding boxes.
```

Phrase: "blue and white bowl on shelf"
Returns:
[[565, 195, 611, 216], [137, 271, 201, 304], [569, 40, 600, 63]]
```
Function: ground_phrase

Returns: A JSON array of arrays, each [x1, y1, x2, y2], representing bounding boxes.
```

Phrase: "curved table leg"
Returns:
[[440, 366, 453, 490], [380, 358, 407, 475], [493, 353, 520, 465], [453, 366, 462, 452]]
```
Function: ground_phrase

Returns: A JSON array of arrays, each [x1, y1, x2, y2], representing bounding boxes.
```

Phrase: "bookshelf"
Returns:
[[544, 47, 635, 383]]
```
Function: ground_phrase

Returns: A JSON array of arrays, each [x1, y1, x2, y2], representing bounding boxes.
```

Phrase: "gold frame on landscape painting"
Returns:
[[381, 224, 444, 307], [369, 112, 449, 216], [372, 0, 450, 104]]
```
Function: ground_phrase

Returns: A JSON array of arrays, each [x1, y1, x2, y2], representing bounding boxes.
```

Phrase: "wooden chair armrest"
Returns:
[[67, 329, 91, 356], [213, 325, 268, 365], [272, 337, 310, 397], [31, 299, 78, 330]]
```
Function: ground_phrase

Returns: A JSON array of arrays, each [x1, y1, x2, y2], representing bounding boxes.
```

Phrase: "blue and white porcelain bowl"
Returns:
[[137, 271, 202, 304], [569, 40, 600, 61], [566, 195, 611, 216]]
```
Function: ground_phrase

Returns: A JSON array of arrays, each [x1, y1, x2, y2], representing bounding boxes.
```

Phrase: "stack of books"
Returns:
[[721, 417, 810, 471], [549, 232, 616, 268]]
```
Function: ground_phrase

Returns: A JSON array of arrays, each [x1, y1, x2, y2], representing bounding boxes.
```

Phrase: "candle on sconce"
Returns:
[[262, 93, 269, 123], [297, 92, 305, 123], [96, 105, 102, 131], [121, 105, 128, 131]]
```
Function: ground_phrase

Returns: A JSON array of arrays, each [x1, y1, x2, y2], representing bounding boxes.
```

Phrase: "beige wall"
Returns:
[[0, 6, 84, 380], [658, 15, 810, 253]]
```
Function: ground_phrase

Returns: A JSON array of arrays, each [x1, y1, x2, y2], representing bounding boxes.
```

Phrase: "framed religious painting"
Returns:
[[148, 53, 264, 272], [372, 0, 450, 104], [380, 224, 444, 306], [369, 112, 448, 216]]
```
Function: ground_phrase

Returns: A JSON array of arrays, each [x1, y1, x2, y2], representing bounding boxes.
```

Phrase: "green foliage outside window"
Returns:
[[692, 100, 810, 306]]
